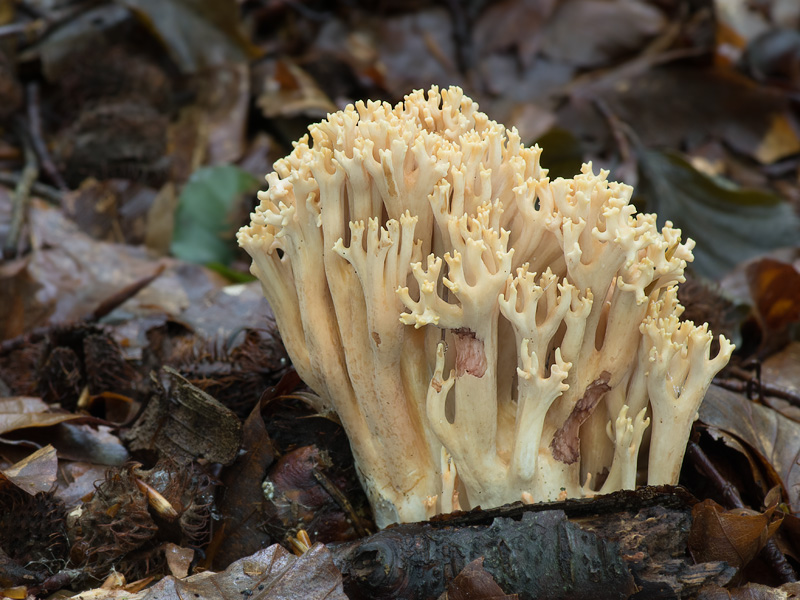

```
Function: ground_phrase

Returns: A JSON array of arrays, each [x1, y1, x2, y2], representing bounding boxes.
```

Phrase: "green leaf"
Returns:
[[115, 0, 260, 73], [171, 165, 258, 266], [205, 262, 257, 283], [636, 149, 800, 279]]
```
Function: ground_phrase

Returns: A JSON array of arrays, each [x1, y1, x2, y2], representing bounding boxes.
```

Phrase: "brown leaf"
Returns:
[[143, 543, 346, 600], [370, 8, 463, 98], [0, 397, 82, 436], [54, 462, 110, 509], [50, 423, 129, 465], [255, 59, 336, 120], [699, 386, 800, 512], [539, 0, 666, 68], [202, 63, 250, 165], [0, 199, 226, 339], [1, 444, 57, 495], [745, 258, 800, 332], [164, 542, 194, 579], [594, 67, 791, 162], [439, 558, 518, 600], [774, 510, 800, 567], [117, 0, 259, 73], [60, 179, 154, 245], [472, 0, 556, 65], [698, 582, 800, 599], [212, 397, 275, 568], [761, 342, 800, 422], [754, 112, 800, 164], [689, 498, 783, 569]]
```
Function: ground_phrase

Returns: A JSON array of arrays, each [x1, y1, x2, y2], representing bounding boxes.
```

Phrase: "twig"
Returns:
[[0, 172, 62, 203], [1, 0, 104, 45], [26, 82, 68, 191], [686, 440, 798, 583], [284, 0, 332, 22], [3, 118, 39, 259], [715, 377, 800, 408], [0, 19, 46, 41], [312, 468, 371, 538], [559, 13, 705, 103], [713, 364, 800, 409], [593, 99, 637, 183], [17, 2, 48, 19], [443, 0, 473, 76]]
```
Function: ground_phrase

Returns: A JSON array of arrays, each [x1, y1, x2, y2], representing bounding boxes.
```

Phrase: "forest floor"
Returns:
[[0, 0, 799, 598]]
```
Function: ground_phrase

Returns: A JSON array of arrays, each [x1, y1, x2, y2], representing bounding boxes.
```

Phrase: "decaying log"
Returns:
[[330, 486, 735, 600]]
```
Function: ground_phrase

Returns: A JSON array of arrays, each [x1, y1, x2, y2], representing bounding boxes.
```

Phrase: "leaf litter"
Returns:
[[0, 0, 799, 597]]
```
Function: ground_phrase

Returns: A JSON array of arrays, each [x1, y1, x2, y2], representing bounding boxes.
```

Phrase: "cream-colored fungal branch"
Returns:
[[238, 86, 734, 528]]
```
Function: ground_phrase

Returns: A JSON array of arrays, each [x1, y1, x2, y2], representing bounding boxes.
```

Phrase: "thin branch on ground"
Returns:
[[26, 82, 68, 191], [714, 363, 800, 409], [0, 172, 61, 204], [687, 440, 798, 583], [3, 118, 39, 259]]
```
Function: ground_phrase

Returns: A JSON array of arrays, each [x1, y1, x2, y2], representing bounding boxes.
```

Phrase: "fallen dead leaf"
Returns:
[[700, 385, 800, 512], [753, 112, 800, 164], [85, 543, 347, 600], [164, 542, 194, 578], [201, 63, 250, 165], [689, 498, 783, 569], [1, 444, 57, 494], [212, 394, 275, 569], [371, 8, 463, 97], [0, 396, 82, 437], [438, 557, 518, 600], [117, 0, 258, 73], [256, 59, 337, 120], [745, 258, 800, 332], [472, 0, 555, 65], [636, 149, 800, 278], [539, 0, 666, 68], [698, 581, 800, 599], [55, 461, 111, 510], [761, 342, 800, 422]]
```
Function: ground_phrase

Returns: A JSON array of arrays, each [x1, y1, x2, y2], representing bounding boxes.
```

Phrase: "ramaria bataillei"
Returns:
[[237, 86, 734, 528]]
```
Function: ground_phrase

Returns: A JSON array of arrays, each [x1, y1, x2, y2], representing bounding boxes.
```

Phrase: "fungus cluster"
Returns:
[[237, 86, 734, 528]]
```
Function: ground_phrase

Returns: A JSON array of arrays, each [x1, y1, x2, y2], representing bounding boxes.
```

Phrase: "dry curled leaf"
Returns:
[[438, 558, 518, 600], [699, 385, 800, 512], [689, 498, 783, 570], [698, 581, 800, 599], [140, 543, 346, 600], [539, 0, 666, 68], [164, 542, 194, 579], [256, 59, 336, 120], [745, 258, 800, 332], [1, 444, 57, 495], [0, 397, 83, 437], [116, 0, 258, 73], [761, 342, 800, 421], [212, 397, 275, 569]]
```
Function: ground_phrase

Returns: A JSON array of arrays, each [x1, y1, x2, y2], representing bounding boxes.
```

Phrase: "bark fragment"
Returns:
[[550, 371, 611, 464], [452, 328, 487, 377]]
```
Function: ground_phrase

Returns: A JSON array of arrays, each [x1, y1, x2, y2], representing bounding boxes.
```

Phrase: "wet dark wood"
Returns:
[[331, 486, 735, 600]]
